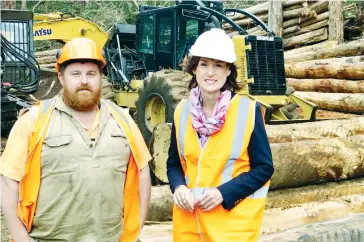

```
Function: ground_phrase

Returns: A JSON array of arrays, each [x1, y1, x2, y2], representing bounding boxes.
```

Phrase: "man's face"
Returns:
[[58, 62, 101, 111]]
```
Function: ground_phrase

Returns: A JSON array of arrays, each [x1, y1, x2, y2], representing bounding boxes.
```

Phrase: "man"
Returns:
[[1, 37, 151, 242]]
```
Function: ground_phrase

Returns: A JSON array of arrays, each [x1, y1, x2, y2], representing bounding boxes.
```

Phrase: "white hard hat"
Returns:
[[189, 28, 236, 63]]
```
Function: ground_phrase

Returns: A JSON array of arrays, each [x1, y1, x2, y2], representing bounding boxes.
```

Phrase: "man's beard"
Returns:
[[63, 84, 101, 111]]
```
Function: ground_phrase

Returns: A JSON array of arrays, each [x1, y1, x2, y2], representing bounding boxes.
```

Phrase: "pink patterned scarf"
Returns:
[[189, 86, 232, 147]]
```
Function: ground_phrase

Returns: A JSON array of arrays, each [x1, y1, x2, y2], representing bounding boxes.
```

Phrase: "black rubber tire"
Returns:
[[135, 69, 190, 147]]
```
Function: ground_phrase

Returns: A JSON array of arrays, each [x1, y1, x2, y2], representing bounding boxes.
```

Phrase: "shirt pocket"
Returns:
[[110, 130, 130, 173], [42, 135, 79, 173]]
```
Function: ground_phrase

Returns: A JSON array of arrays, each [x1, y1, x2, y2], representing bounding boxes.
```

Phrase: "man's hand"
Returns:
[[194, 188, 223, 211], [173, 185, 194, 212]]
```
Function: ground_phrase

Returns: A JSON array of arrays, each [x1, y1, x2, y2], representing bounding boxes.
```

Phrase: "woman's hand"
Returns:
[[173, 185, 195, 212], [194, 188, 223, 211]]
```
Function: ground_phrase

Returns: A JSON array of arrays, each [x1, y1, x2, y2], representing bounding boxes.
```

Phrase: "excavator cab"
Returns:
[[1, 9, 40, 133]]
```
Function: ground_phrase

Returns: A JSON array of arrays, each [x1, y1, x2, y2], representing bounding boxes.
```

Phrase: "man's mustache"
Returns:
[[76, 85, 92, 92]]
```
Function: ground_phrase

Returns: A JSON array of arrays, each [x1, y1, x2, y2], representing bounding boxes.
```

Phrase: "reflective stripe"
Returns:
[[102, 99, 129, 128], [178, 101, 190, 161], [41, 98, 54, 116], [248, 186, 269, 199], [221, 97, 251, 184], [185, 174, 189, 185]]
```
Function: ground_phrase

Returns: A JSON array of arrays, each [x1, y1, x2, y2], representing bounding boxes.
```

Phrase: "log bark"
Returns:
[[36, 56, 57, 62], [268, 0, 283, 37], [230, 2, 269, 21], [265, 117, 364, 143], [284, 4, 304, 12], [150, 123, 172, 184], [283, 18, 301, 29], [21, 0, 27, 10], [308, 0, 329, 15], [147, 180, 364, 222], [284, 28, 328, 48], [328, 0, 344, 43], [234, 14, 268, 28], [285, 19, 329, 38], [283, 7, 311, 20], [284, 40, 338, 57], [40, 63, 56, 68], [37, 60, 56, 65], [301, 11, 329, 27], [230, 0, 308, 21], [287, 78, 364, 93], [39, 67, 57, 73], [294, 92, 364, 114], [35, 49, 60, 57], [285, 56, 364, 80], [270, 135, 364, 189], [284, 39, 364, 63], [283, 25, 300, 36], [147, 186, 173, 221], [283, 0, 307, 8]]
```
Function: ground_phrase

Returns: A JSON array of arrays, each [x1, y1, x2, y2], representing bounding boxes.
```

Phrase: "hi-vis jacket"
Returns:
[[17, 98, 150, 242], [171, 95, 272, 242]]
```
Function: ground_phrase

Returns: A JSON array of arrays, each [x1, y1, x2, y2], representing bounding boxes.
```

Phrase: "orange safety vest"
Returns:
[[17, 98, 149, 242], [173, 95, 270, 242]]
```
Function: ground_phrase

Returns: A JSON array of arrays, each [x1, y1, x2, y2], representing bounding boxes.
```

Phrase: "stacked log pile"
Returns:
[[285, 39, 364, 115], [225, 0, 363, 49], [35, 49, 59, 73]]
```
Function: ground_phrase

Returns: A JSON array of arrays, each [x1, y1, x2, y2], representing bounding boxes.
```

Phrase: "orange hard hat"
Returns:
[[55, 37, 106, 73]]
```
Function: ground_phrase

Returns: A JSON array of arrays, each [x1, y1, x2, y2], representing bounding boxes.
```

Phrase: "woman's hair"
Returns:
[[185, 56, 241, 92]]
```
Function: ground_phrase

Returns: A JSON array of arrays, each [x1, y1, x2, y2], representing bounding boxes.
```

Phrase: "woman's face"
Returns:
[[194, 57, 230, 94]]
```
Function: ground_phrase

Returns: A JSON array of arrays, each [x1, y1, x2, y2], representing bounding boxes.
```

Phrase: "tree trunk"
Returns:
[[147, 186, 173, 222], [287, 78, 364, 93], [233, 14, 268, 28], [229, 0, 308, 21], [285, 39, 364, 63], [285, 56, 364, 80], [283, 0, 307, 7], [284, 4, 304, 12], [308, 0, 329, 15], [147, 180, 364, 222], [270, 135, 364, 189], [283, 25, 300, 36], [284, 19, 329, 38], [35, 49, 60, 57], [230, 2, 269, 21], [328, 0, 344, 44], [39, 67, 57, 73], [282, 9, 321, 29], [21, 0, 27, 10], [294, 91, 364, 114], [284, 28, 328, 49], [284, 40, 338, 57], [150, 123, 172, 184], [283, 7, 311, 20], [40, 63, 56, 68], [265, 117, 364, 143], [268, 0, 283, 37], [300, 11, 329, 27], [2, 0, 16, 9]]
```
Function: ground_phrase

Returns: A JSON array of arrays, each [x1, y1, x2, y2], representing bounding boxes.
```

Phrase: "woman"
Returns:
[[166, 28, 274, 242]]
